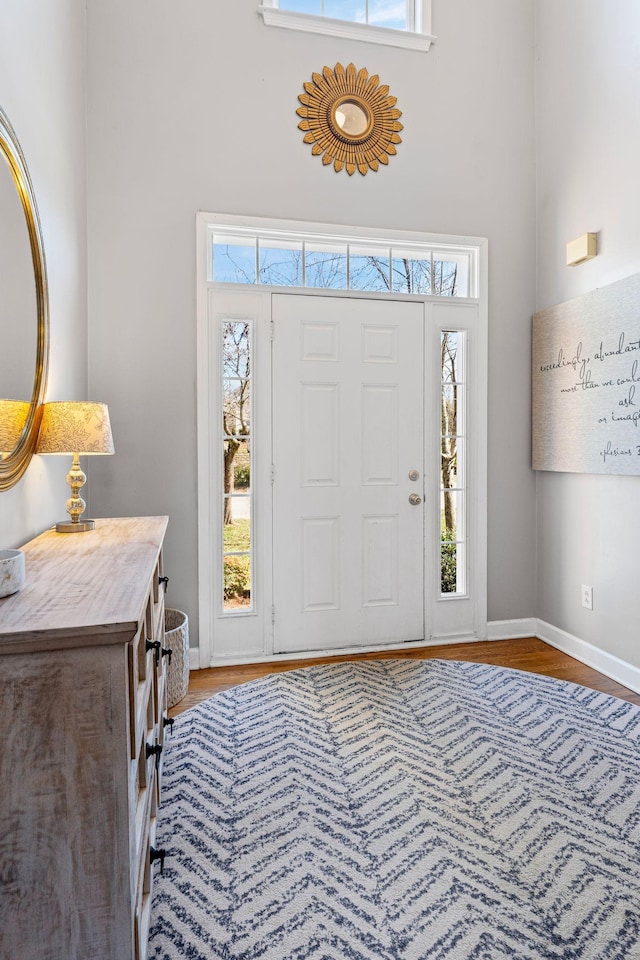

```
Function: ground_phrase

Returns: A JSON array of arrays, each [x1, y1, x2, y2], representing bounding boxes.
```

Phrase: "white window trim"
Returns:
[[258, 3, 435, 52], [196, 214, 487, 669], [208, 218, 480, 298]]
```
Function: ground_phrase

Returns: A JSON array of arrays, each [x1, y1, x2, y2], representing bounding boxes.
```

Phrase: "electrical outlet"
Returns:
[[582, 584, 593, 610]]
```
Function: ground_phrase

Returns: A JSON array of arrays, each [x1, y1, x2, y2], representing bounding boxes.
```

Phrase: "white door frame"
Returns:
[[196, 213, 488, 669]]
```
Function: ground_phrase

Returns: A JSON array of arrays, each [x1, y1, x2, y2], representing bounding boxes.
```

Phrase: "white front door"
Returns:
[[272, 294, 425, 654]]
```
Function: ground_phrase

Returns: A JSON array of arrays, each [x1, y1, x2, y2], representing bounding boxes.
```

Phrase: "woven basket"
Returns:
[[165, 608, 189, 708]]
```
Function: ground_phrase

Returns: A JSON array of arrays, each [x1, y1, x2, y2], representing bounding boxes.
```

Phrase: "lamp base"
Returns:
[[55, 520, 96, 533]]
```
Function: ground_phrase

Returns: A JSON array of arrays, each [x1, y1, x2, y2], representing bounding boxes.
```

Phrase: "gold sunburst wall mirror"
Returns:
[[297, 62, 403, 176]]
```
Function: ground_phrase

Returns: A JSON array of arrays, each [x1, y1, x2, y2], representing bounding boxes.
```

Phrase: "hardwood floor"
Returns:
[[170, 637, 640, 716]]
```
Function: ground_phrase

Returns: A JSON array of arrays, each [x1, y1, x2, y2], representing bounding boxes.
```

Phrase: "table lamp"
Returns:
[[36, 401, 115, 532], [0, 400, 31, 456]]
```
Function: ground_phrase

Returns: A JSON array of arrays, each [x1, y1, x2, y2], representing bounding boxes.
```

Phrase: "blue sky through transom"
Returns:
[[277, 0, 408, 31]]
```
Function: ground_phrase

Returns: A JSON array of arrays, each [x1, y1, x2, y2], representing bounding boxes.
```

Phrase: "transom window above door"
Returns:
[[210, 228, 475, 298], [258, 0, 435, 51]]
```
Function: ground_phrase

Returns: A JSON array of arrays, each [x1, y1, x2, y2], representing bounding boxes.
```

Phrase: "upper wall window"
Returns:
[[258, 0, 435, 52]]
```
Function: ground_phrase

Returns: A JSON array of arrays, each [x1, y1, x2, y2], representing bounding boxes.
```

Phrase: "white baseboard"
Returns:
[[189, 647, 201, 670], [487, 618, 537, 640], [535, 619, 640, 696]]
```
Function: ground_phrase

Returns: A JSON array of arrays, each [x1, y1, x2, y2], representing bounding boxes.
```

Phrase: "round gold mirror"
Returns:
[[297, 62, 403, 176], [330, 96, 374, 142], [0, 106, 49, 491]]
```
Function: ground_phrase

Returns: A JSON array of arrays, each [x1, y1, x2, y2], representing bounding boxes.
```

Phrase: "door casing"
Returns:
[[196, 214, 488, 668]]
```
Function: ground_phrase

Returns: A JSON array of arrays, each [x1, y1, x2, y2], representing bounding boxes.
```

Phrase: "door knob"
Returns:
[[409, 493, 422, 505]]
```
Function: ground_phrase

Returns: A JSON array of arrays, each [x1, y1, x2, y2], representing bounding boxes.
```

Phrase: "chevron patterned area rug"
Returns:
[[148, 658, 640, 959]]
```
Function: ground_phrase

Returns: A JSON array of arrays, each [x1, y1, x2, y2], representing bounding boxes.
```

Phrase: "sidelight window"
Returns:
[[440, 330, 466, 596], [221, 320, 253, 612]]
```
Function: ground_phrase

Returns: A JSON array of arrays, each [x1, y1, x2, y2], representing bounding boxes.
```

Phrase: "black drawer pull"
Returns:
[[145, 742, 163, 769], [150, 846, 166, 873], [161, 647, 173, 666], [163, 716, 175, 733], [146, 639, 161, 665], [158, 575, 169, 593]]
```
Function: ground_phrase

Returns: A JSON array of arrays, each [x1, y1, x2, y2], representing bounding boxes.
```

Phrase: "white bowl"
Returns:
[[0, 549, 25, 598]]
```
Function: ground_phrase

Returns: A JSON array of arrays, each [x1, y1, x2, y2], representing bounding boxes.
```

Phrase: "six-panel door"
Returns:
[[272, 294, 425, 653]]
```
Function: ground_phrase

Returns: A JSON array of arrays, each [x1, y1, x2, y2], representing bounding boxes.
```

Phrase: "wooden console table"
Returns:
[[0, 516, 169, 960]]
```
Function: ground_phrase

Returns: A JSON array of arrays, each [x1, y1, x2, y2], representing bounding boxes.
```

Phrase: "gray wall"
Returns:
[[86, 0, 537, 646], [0, 0, 88, 548], [535, 1, 640, 662], [5, 0, 636, 667]]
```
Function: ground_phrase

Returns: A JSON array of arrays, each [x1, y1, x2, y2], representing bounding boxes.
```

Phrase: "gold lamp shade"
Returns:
[[37, 401, 115, 455], [36, 401, 115, 532], [0, 400, 31, 454]]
